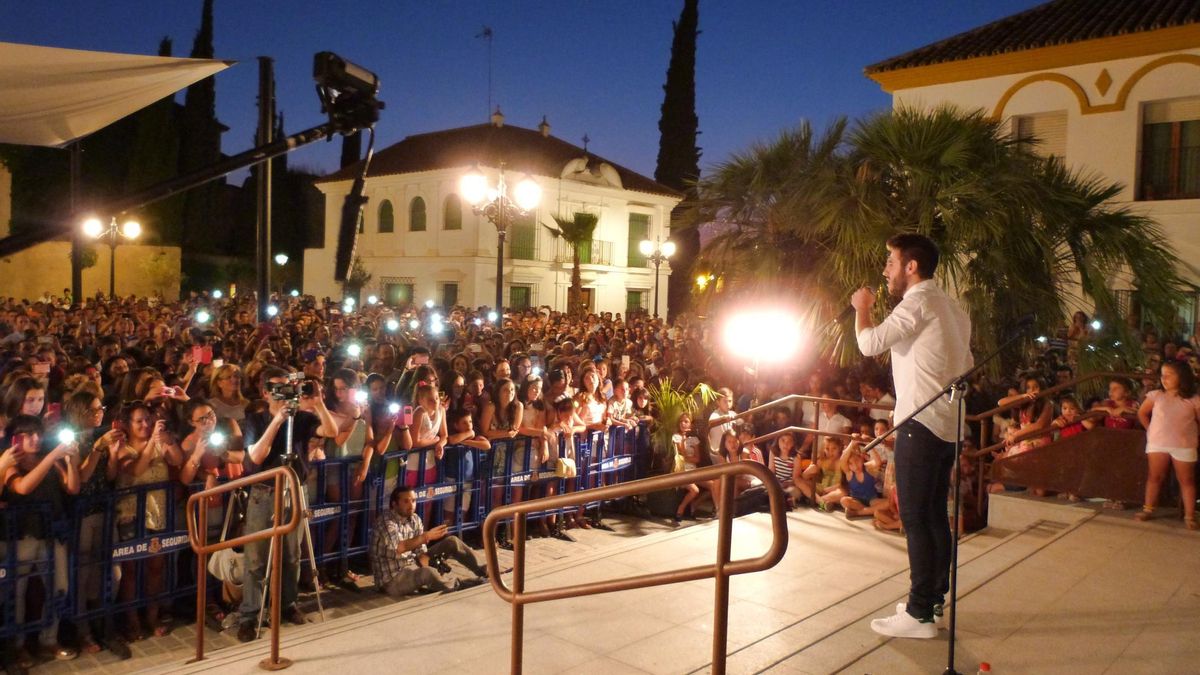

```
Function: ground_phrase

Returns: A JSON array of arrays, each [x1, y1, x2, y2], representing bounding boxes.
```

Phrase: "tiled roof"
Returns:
[[318, 122, 682, 199], [865, 0, 1200, 74]]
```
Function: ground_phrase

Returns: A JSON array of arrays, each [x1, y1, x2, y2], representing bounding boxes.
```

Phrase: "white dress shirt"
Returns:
[[856, 279, 972, 443]]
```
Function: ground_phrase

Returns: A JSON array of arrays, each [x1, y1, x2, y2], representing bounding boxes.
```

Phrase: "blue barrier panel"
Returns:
[[0, 502, 58, 639]]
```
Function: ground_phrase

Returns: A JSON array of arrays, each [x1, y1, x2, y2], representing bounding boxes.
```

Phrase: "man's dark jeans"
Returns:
[[894, 420, 956, 621]]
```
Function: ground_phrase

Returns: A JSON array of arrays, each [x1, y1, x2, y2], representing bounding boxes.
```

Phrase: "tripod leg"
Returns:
[[297, 486, 326, 621], [255, 534, 273, 638], [220, 489, 241, 543]]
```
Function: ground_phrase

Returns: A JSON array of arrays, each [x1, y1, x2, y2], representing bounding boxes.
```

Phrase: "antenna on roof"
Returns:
[[476, 26, 494, 121], [582, 133, 590, 153]]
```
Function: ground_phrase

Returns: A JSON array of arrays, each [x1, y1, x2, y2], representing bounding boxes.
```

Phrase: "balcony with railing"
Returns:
[[551, 238, 613, 266]]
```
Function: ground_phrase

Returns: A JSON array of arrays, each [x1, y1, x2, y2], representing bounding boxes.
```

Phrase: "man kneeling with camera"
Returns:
[[370, 485, 488, 597]]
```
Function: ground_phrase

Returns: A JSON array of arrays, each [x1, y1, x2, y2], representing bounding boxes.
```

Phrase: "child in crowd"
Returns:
[[1051, 396, 1094, 439], [1091, 377, 1139, 429], [408, 383, 446, 487], [803, 436, 844, 511], [1134, 361, 1200, 529], [672, 412, 715, 523], [838, 442, 884, 519], [444, 408, 490, 527], [768, 430, 807, 507]]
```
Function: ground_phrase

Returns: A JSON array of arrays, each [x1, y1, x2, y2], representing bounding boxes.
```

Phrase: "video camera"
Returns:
[[267, 372, 316, 402], [428, 552, 453, 576], [314, 52, 384, 133]]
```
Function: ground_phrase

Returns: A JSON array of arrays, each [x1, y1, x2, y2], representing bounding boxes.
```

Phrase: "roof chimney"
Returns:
[[538, 115, 550, 138], [491, 106, 505, 128]]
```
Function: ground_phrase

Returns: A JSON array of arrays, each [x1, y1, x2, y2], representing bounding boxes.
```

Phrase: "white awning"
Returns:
[[0, 41, 234, 148]]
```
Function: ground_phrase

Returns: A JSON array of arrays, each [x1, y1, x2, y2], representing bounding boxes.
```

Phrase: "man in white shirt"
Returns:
[[853, 233, 972, 640], [815, 399, 852, 446], [860, 380, 895, 422]]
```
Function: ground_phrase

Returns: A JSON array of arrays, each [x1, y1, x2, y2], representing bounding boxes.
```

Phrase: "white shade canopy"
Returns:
[[0, 41, 233, 148]]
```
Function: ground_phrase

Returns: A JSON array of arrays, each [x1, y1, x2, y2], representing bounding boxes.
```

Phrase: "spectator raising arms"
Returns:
[[1135, 362, 1200, 529]]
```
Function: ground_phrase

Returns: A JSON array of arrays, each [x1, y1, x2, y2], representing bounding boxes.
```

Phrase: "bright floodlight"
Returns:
[[274, 253, 289, 266], [408, 319, 420, 330], [425, 299, 435, 308], [660, 240, 676, 258], [346, 343, 362, 358], [638, 240, 654, 256], [513, 176, 542, 211], [487, 311, 498, 322], [195, 309, 211, 324], [290, 289, 300, 297], [120, 219, 141, 239], [386, 319, 400, 331], [722, 308, 801, 363], [82, 217, 104, 239], [460, 168, 488, 206], [212, 289, 223, 299], [266, 305, 279, 317], [1090, 319, 1102, 331]]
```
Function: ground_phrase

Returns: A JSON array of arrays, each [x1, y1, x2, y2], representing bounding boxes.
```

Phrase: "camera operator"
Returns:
[[369, 485, 487, 597], [237, 366, 337, 642]]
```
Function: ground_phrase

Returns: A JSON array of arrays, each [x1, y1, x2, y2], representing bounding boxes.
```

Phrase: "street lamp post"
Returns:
[[83, 216, 141, 297], [460, 163, 541, 318], [274, 253, 289, 297], [638, 238, 676, 318]]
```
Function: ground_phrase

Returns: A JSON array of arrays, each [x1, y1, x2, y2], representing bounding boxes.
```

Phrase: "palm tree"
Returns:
[[688, 105, 1193, 371], [542, 211, 599, 317]]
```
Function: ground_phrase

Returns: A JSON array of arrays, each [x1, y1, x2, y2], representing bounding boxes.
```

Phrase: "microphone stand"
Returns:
[[861, 322, 1032, 675]]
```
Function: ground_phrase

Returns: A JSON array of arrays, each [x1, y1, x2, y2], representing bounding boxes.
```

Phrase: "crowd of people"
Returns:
[[0, 290, 1197, 670]]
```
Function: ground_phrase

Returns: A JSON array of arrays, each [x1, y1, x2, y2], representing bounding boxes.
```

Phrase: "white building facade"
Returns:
[[304, 116, 680, 315], [866, 4, 1200, 325]]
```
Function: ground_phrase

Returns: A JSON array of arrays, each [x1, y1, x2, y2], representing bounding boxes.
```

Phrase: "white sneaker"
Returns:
[[895, 602, 944, 627], [871, 607, 937, 639]]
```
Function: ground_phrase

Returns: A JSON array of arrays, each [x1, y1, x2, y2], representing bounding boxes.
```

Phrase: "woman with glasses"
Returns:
[[207, 364, 248, 425]]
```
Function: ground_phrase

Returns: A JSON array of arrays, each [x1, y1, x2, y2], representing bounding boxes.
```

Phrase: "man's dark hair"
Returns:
[[886, 233, 939, 279], [389, 484, 414, 506], [259, 365, 290, 391]]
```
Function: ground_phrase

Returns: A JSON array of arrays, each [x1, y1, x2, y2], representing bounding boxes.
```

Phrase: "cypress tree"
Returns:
[[124, 37, 183, 244], [178, 0, 224, 254], [654, 0, 701, 318]]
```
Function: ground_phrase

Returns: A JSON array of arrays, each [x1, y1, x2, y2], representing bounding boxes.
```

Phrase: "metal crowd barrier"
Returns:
[[0, 422, 650, 643]]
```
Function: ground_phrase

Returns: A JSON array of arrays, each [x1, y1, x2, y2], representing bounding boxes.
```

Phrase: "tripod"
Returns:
[[862, 319, 1031, 675], [254, 405, 326, 638]]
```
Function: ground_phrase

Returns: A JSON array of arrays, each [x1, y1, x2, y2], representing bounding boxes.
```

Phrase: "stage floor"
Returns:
[[131, 502, 1200, 675]]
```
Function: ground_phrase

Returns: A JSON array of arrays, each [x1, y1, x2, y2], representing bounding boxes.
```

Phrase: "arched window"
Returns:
[[409, 196, 426, 232], [378, 200, 394, 233], [443, 194, 462, 230]]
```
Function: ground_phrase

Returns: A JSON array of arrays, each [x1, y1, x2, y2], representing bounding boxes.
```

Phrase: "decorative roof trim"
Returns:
[[868, 23, 1200, 93]]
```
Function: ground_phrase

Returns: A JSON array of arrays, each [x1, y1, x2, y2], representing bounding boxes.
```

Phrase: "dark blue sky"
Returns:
[[2, 1, 1045, 183]]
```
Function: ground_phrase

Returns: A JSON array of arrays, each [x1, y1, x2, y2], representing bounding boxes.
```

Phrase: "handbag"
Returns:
[[555, 456, 577, 478], [672, 452, 686, 473]]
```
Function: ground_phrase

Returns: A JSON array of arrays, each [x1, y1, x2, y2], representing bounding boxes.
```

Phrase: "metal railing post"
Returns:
[[190, 504, 208, 663], [511, 512, 527, 675], [712, 473, 735, 675]]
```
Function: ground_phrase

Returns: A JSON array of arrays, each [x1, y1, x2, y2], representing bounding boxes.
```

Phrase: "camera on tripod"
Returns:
[[267, 372, 316, 402]]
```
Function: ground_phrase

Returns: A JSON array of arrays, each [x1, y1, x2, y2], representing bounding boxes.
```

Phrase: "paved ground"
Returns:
[[24, 511, 679, 674], [24, 497, 1200, 674]]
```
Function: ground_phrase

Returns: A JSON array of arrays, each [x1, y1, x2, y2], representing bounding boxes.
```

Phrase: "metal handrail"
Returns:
[[731, 393, 894, 424], [482, 460, 788, 675], [746, 425, 855, 448], [974, 409, 1108, 456], [184, 466, 303, 670]]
